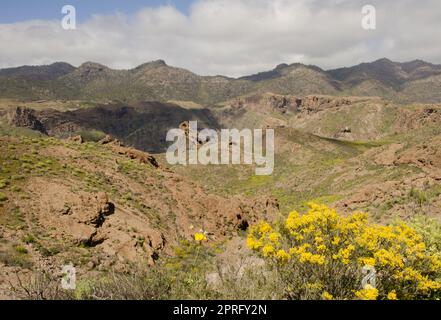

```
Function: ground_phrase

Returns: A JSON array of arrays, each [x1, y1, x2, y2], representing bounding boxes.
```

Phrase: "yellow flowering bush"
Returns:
[[247, 203, 441, 300]]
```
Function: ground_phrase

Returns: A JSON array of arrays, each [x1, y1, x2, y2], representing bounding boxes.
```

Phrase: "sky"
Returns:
[[0, 1, 191, 23], [0, 0, 441, 77]]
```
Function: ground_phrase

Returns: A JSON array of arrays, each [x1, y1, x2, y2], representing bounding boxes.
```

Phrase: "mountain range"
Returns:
[[1, 58, 441, 104]]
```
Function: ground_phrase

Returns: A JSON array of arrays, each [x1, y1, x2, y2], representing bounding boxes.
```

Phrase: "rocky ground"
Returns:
[[0, 134, 277, 298]]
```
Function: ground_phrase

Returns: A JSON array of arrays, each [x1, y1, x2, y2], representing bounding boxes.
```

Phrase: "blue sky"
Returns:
[[0, 0, 192, 23]]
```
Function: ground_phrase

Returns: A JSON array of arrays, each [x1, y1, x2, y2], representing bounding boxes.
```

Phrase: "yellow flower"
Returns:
[[322, 291, 333, 300], [331, 236, 341, 245], [285, 211, 301, 230], [297, 251, 325, 265], [275, 249, 291, 263], [262, 244, 275, 257], [314, 236, 324, 243], [194, 233, 207, 242], [258, 222, 272, 234], [358, 257, 376, 267], [337, 244, 355, 264], [306, 282, 323, 291], [246, 236, 263, 250], [355, 285, 378, 300], [417, 278, 441, 292], [387, 290, 398, 300], [268, 232, 280, 243], [374, 249, 404, 268]]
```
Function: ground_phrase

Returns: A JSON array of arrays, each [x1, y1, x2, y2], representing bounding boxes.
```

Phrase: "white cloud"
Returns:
[[0, 0, 440, 77]]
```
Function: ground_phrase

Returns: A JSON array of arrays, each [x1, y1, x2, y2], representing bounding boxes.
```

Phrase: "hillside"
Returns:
[[0, 130, 278, 298], [170, 95, 441, 219]]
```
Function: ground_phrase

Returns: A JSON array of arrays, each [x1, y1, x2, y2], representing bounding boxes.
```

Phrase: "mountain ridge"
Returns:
[[1, 58, 441, 104]]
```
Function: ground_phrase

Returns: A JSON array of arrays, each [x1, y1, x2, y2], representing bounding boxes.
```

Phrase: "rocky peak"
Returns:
[[78, 62, 108, 70], [75, 62, 110, 80], [134, 60, 168, 71], [151, 59, 167, 66], [275, 63, 289, 70]]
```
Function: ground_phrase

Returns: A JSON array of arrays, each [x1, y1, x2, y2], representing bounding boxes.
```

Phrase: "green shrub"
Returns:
[[22, 234, 36, 244], [77, 267, 174, 300], [15, 245, 28, 254], [0, 179, 9, 189], [0, 250, 32, 269], [76, 129, 106, 142], [11, 186, 22, 193], [409, 187, 428, 206], [408, 216, 441, 254], [0, 192, 8, 202]]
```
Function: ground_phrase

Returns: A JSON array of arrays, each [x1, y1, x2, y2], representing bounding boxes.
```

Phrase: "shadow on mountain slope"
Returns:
[[8, 101, 220, 153]]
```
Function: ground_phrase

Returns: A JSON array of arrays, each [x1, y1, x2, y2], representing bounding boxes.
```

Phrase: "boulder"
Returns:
[[68, 135, 84, 143]]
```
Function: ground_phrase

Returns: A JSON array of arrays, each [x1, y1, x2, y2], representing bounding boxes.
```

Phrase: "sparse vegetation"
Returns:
[[21, 234, 36, 244], [409, 187, 429, 206], [14, 245, 28, 254], [9, 271, 73, 300], [74, 239, 281, 300], [0, 245, 33, 269], [0, 192, 7, 202]]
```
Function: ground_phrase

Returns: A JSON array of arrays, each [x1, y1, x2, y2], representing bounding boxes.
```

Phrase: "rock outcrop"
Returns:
[[7, 107, 47, 134], [112, 144, 159, 168]]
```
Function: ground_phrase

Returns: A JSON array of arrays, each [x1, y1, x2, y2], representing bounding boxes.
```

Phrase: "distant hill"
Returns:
[[1, 58, 441, 104], [328, 58, 441, 88], [0, 62, 75, 81]]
